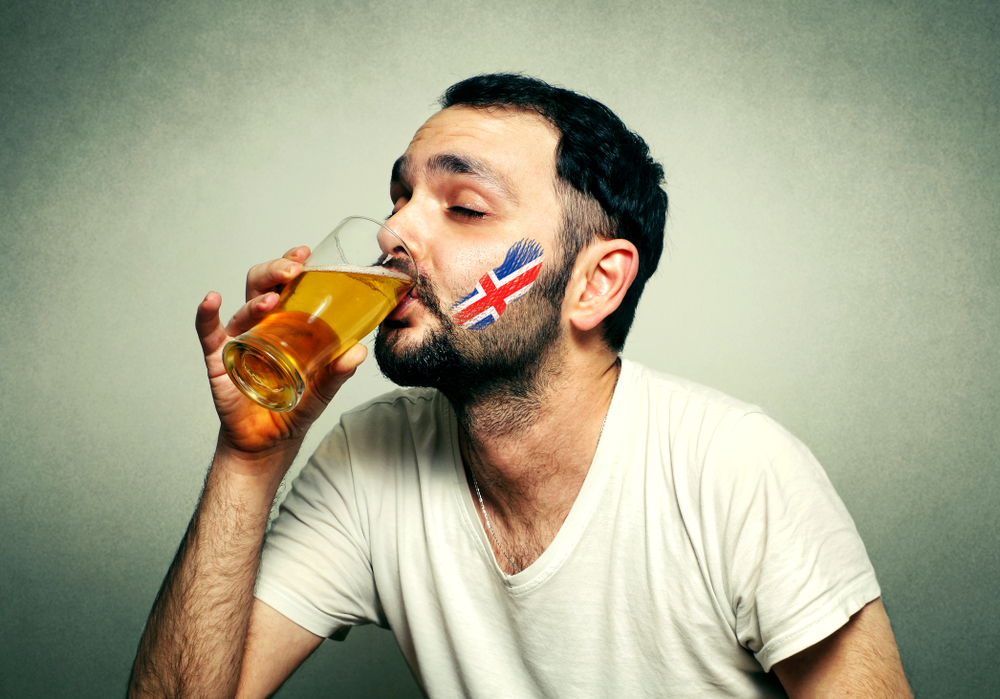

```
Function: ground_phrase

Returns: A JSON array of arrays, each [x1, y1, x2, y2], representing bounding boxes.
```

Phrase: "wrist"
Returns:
[[212, 435, 304, 494]]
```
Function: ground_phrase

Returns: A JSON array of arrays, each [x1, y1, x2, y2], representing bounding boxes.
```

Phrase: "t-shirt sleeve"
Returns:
[[255, 422, 384, 640], [703, 411, 881, 672]]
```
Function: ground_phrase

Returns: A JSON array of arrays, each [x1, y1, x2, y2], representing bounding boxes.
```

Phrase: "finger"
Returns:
[[310, 344, 368, 406], [329, 342, 369, 377], [224, 291, 280, 338], [282, 246, 310, 262], [246, 257, 305, 301], [195, 292, 229, 356]]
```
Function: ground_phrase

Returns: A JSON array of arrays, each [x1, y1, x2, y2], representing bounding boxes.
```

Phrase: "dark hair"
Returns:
[[440, 73, 668, 352]]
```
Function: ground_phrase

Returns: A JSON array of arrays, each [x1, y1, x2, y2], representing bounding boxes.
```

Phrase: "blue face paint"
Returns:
[[452, 239, 545, 329]]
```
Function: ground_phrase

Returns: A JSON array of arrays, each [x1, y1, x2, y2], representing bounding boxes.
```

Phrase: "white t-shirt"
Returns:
[[257, 360, 880, 698]]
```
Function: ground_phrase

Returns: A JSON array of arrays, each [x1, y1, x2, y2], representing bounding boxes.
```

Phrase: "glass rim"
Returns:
[[331, 215, 419, 285]]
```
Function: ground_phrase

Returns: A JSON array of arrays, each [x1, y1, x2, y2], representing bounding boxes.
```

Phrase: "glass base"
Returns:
[[222, 337, 305, 412]]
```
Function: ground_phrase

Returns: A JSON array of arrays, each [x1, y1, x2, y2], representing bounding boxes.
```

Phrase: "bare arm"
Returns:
[[236, 600, 326, 698], [128, 443, 302, 698], [773, 598, 912, 698], [128, 248, 366, 698]]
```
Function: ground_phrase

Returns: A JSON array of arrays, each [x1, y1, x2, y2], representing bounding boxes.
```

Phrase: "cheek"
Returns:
[[448, 239, 546, 330], [438, 247, 496, 299]]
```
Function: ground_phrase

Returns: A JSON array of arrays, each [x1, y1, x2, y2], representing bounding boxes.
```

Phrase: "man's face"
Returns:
[[374, 106, 570, 396]]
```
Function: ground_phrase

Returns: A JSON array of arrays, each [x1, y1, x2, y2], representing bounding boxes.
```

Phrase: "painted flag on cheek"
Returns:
[[452, 239, 544, 329]]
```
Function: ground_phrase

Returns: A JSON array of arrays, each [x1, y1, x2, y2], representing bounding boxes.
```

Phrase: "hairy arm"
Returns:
[[128, 446, 308, 698], [128, 248, 365, 698], [773, 598, 912, 698]]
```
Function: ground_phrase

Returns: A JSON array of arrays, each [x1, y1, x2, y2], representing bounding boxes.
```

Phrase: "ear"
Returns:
[[566, 239, 639, 333]]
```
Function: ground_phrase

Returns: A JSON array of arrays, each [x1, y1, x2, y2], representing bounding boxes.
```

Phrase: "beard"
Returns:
[[374, 256, 569, 416]]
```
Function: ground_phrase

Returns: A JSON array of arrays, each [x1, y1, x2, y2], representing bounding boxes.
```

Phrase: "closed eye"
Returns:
[[449, 206, 486, 219]]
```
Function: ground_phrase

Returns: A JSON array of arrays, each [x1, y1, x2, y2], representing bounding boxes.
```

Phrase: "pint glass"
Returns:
[[223, 216, 416, 412]]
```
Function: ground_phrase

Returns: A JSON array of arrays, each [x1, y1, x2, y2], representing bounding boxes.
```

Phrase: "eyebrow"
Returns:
[[391, 153, 518, 203]]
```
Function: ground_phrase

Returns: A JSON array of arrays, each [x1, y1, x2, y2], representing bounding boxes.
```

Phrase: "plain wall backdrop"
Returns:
[[1, 0, 997, 697]]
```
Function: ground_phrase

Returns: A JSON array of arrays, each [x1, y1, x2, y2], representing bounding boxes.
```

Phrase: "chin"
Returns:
[[374, 323, 453, 389], [378, 319, 430, 351]]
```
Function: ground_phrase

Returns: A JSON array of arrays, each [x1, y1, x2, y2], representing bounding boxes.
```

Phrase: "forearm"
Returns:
[[128, 442, 298, 698]]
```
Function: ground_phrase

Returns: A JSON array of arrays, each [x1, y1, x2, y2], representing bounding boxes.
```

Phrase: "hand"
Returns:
[[195, 246, 368, 459]]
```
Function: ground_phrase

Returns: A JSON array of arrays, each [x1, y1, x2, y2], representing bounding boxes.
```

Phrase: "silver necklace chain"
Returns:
[[469, 358, 622, 577], [470, 468, 522, 574]]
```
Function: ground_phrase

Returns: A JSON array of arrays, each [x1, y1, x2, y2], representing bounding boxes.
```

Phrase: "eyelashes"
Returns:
[[387, 199, 489, 221], [448, 206, 486, 219]]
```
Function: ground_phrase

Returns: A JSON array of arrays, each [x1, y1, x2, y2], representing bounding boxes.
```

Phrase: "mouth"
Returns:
[[384, 274, 455, 332], [384, 285, 420, 325]]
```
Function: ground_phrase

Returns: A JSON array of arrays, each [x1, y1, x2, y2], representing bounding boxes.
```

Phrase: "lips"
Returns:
[[386, 291, 418, 322]]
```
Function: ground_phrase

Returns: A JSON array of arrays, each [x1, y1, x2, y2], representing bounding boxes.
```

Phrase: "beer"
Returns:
[[224, 264, 412, 411]]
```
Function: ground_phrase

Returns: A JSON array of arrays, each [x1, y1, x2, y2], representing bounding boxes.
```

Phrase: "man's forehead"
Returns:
[[393, 106, 559, 186]]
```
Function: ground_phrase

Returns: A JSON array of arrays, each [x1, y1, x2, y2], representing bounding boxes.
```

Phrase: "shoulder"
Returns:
[[619, 360, 769, 454], [307, 387, 444, 462], [336, 386, 447, 435], [623, 360, 763, 416], [310, 386, 457, 477], [342, 385, 443, 417], [617, 360, 830, 497]]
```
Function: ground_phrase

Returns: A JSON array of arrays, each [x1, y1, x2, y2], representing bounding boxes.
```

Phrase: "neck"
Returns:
[[439, 328, 563, 440], [456, 352, 621, 522]]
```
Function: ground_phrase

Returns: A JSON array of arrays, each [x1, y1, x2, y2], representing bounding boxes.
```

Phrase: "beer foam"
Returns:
[[303, 263, 412, 281]]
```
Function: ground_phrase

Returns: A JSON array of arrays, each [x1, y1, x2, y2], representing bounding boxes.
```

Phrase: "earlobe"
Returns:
[[569, 240, 639, 333]]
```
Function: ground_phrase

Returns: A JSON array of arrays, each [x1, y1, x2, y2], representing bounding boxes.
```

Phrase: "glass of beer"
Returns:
[[222, 216, 416, 412]]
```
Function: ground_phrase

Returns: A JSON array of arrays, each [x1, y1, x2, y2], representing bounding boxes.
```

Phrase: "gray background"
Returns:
[[1, 0, 997, 697]]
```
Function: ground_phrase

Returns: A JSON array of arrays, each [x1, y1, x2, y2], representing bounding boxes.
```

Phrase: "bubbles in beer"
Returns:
[[303, 263, 412, 281]]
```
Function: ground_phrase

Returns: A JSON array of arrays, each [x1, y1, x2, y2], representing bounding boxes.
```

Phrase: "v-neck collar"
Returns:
[[449, 360, 634, 591]]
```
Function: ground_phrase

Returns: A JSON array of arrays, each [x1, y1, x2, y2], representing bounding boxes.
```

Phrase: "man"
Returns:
[[129, 74, 912, 698]]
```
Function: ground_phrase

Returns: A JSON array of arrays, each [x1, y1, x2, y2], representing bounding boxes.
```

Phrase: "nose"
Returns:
[[385, 205, 427, 266]]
